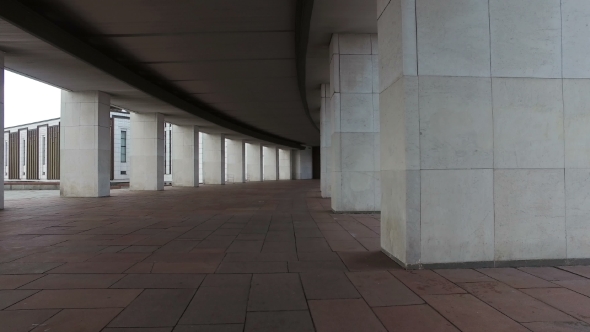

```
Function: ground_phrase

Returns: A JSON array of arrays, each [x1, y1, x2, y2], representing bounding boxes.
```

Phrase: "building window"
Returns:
[[164, 129, 168, 174], [21, 139, 26, 166], [121, 131, 127, 163], [42, 135, 46, 165], [4, 140, 7, 167]]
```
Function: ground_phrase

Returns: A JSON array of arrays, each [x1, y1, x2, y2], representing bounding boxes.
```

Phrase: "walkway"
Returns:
[[1, 180, 590, 331]]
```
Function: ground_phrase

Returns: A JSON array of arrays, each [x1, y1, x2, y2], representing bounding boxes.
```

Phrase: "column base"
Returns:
[[331, 210, 381, 214], [382, 249, 590, 270]]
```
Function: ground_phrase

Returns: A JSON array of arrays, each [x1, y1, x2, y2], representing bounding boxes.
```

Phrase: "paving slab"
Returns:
[[390, 270, 467, 295], [0, 274, 43, 289], [31, 308, 122, 332], [0, 309, 58, 332], [477, 268, 558, 288], [523, 288, 590, 324], [0, 289, 39, 309], [423, 294, 530, 332], [434, 269, 494, 283], [373, 305, 459, 332], [519, 267, 587, 281], [179, 285, 249, 325], [339, 251, 401, 271], [108, 289, 195, 327], [247, 274, 307, 311], [22, 274, 125, 289], [301, 271, 360, 300], [244, 311, 315, 332], [460, 281, 576, 323], [347, 271, 423, 306], [7, 289, 142, 309], [308, 299, 387, 332]]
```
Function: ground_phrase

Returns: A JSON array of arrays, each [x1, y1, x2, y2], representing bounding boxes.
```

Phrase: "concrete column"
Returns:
[[171, 125, 199, 187], [379, 0, 590, 268], [278, 148, 291, 180], [129, 112, 164, 191], [320, 84, 332, 197], [60, 91, 111, 197], [0, 53, 4, 209], [330, 34, 380, 213], [226, 139, 245, 183], [202, 133, 225, 184], [246, 142, 262, 181], [263, 146, 278, 181], [293, 147, 313, 180]]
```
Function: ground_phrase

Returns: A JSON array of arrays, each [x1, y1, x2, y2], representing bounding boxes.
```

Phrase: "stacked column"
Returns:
[[0, 54, 4, 208], [379, 0, 590, 267], [130, 112, 164, 191], [202, 133, 225, 185], [278, 148, 291, 180], [293, 147, 313, 180], [246, 143, 263, 182], [60, 91, 111, 197], [329, 34, 380, 212], [226, 139, 245, 183], [263, 146, 278, 181], [320, 84, 332, 196], [171, 125, 199, 187]]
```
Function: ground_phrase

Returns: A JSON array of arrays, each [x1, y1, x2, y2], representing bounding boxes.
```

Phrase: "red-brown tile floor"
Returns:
[[1, 180, 590, 331]]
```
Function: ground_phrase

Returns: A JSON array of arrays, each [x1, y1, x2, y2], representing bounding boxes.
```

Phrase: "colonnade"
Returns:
[[56, 99, 312, 196], [4, 0, 590, 267], [318, 0, 590, 268]]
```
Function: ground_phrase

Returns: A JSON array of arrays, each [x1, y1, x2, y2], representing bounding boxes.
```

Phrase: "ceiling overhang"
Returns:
[[0, 0, 327, 149]]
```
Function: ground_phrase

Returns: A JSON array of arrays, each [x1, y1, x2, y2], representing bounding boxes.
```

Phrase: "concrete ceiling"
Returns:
[[0, 0, 324, 148], [305, 0, 377, 119], [0, 0, 377, 148]]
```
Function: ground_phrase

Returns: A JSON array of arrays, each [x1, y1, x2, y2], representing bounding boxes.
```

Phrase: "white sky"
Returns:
[[4, 70, 61, 128]]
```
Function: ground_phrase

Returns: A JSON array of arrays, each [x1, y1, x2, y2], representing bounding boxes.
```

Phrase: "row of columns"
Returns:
[[320, 0, 590, 267], [321, 34, 380, 213], [56, 90, 311, 198], [0, 53, 4, 209]]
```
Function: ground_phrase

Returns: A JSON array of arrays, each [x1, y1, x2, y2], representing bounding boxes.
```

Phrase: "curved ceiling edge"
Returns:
[[0, 0, 305, 149], [295, 0, 320, 132]]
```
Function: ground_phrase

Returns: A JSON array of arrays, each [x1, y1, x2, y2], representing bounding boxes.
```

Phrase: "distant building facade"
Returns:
[[4, 110, 204, 183], [3, 110, 305, 185], [4, 109, 136, 182]]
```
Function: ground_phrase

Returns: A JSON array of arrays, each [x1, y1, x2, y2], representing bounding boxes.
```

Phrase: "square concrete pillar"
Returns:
[[330, 34, 380, 213], [171, 125, 199, 187], [130, 112, 164, 191], [202, 133, 225, 185], [60, 91, 111, 197], [263, 146, 278, 181], [278, 148, 291, 180], [226, 139, 245, 183], [293, 147, 313, 180], [0, 53, 3, 209], [320, 84, 332, 196], [379, 0, 590, 268], [246, 142, 263, 182]]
